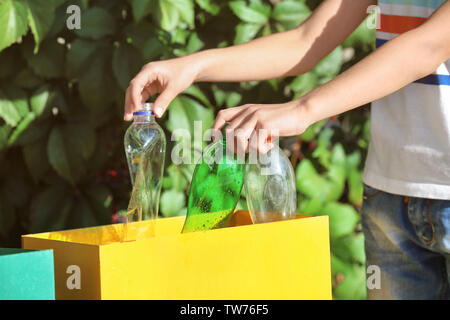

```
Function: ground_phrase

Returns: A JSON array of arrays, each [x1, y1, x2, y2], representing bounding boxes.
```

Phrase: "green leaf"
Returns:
[[47, 123, 96, 184], [30, 85, 52, 118], [234, 22, 262, 44], [261, 23, 271, 36], [289, 71, 318, 98], [112, 43, 143, 91], [345, 150, 361, 173], [313, 46, 343, 78], [0, 89, 22, 126], [327, 167, 346, 202], [348, 169, 363, 206], [331, 253, 353, 277], [343, 13, 376, 51], [7, 112, 35, 146], [330, 143, 346, 172], [296, 159, 329, 199], [68, 195, 98, 228], [363, 119, 370, 142], [66, 38, 99, 78], [87, 131, 110, 172], [321, 202, 359, 239], [196, 0, 220, 15], [300, 119, 326, 142], [229, 0, 269, 25], [331, 233, 366, 265], [22, 38, 65, 78], [23, 138, 50, 183], [213, 85, 226, 107], [169, 0, 195, 29], [0, 83, 29, 118], [78, 58, 116, 113], [164, 164, 189, 191], [272, 0, 311, 30], [142, 37, 165, 60], [123, 20, 156, 48], [132, 0, 153, 23], [186, 32, 204, 53], [0, 124, 11, 151], [297, 144, 347, 204], [26, 0, 56, 53], [225, 92, 242, 108], [296, 158, 316, 180], [45, 2, 69, 39], [12, 68, 43, 88], [47, 126, 72, 183], [174, 32, 205, 56], [170, 27, 190, 45], [15, 118, 51, 145], [331, 253, 367, 299], [299, 195, 323, 215], [183, 85, 213, 109], [166, 95, 214, 137], [75, 7, 116, 40], [69, 42, 116, 112], [160, 189, 186, 217], [84, 184, 112, 225], [248, 0, 271, 17], [65, 122, 96, 160], [312, 127, 334, 168], [333, 264, 367, 300], [29, 183, 71, 233], [154, 0, 179, 31], [0, 0, 29, 52]]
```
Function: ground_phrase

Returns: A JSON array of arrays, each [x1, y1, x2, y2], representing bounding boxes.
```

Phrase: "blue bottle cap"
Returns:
[[133, 103, 154, 116]]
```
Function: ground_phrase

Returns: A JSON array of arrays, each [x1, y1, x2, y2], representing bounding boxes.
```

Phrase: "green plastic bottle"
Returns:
[[182, 128, 245, 233]]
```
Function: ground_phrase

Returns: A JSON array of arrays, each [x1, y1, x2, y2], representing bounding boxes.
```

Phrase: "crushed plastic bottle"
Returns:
[[123, 103, 166, 241], [182, 128, 245, 233], [244, 143, 297, 224]]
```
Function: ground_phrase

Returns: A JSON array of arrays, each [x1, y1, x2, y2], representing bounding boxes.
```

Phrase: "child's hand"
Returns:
[[124, 58, 199, 120], [212, 100, 312, 155]]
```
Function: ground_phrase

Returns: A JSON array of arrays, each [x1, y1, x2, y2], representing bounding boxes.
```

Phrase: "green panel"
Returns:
[[0, 248, 55, 300]]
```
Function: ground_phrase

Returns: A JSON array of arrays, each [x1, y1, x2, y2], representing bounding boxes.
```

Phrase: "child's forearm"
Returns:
[[190, 0, 375, 82], [300, 1, 450, 125]]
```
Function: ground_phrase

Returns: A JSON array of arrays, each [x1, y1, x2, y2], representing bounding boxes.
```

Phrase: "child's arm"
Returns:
[[124, 0, 376, 119], [214, 1, 450, 155]]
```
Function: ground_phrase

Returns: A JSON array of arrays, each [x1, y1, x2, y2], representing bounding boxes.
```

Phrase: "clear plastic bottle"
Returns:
[[245, 144, 297, 224], [124, 103, 166, 227]]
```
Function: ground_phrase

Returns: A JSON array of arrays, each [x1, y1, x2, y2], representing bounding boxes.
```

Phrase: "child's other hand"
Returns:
[[124, 58, 198, 120], [212, 100, 312, 156]]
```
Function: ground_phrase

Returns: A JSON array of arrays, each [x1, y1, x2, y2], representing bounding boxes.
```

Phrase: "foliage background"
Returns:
[[0, 0, 374, 299]]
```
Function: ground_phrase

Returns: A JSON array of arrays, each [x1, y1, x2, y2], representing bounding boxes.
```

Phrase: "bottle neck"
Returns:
[[133, 114, 155, 124], [219, 125, 228, 147]]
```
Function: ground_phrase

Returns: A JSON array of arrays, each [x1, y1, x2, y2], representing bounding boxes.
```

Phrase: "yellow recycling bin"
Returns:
[[22, 210, 331, 300]]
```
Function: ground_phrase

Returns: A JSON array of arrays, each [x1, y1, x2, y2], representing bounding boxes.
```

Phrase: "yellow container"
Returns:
[[22, 210, 331, 300]]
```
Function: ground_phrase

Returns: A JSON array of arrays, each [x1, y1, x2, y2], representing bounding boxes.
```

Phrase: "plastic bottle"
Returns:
[[244, 143, 297, 224], [124, 103, 166, 230], [182, 129, 245, 233]]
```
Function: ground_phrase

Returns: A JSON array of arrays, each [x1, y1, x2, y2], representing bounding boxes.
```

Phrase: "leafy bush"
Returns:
[[0, 0, 374, 299]]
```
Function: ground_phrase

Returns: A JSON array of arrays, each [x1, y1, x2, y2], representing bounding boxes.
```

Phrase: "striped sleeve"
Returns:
[[376, 0, 449, 86]]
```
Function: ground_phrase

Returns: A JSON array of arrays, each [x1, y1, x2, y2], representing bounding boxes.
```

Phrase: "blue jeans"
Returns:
[[361, 184, 450, 300]]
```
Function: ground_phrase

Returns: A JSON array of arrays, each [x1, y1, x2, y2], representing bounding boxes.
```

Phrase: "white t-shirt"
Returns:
[[363, 0, 450, 200]]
